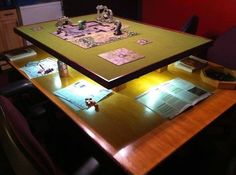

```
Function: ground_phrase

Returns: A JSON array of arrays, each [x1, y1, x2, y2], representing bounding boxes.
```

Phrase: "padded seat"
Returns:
[[207, 26, 236, 69], [0, 95, 63, 175], [0, 95, 100, 175]]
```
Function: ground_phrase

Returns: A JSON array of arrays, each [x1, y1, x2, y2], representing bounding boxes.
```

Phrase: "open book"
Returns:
[[54, 80, 112, 111], [20, 57, 58, 79], [136, 78, 211, 119], [5, 48, 37, 61]]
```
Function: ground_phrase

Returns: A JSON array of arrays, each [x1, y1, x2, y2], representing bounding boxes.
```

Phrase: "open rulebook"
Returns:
[[136, 78, 211, 119], [5, 48, 37, 61], [20, 57, 58, 79], [54, 80, 112, 111]]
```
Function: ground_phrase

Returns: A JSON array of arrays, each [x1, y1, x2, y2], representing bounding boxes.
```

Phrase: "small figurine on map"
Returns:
[[96, 5, 104, 21], [103, 6, 113, 23], [78, 20, 86, 30], [114, 20, 122, 35], [57, 26, 63, 34], [96, 5, 114, 23], [56, 16, 72, 27]]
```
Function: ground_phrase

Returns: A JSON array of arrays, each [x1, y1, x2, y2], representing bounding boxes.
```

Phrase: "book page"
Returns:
[[20, 58, 58, 79], [137, 87, 190, 119], [162, 78, 211, 105], [54, 80, 112, 111], [136, 78, 211, 119]]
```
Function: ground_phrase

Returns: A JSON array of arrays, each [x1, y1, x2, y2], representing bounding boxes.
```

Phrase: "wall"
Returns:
[[19, 1, 62, 25], [15, 0, 59, 6], [142, 0, 236, 38], [19, 1, 62, 45], [62, 0, 142, 20]]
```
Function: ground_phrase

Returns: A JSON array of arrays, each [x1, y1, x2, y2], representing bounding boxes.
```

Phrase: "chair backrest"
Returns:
[[181, 15, 199, 34], [0, 95, 63, 175], [207, 26, 236, 70]]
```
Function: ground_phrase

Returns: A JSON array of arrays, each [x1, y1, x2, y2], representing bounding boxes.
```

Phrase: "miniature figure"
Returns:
[[103, 6, 113, 23], [96, 5, 114, 23], [96, 5, 104, 21], [56, 16, 72, 27], [78, 20, 86, 30], [85, 98, 99, 111], [56, 26, 63, 34], [114, 20, 122, 35]]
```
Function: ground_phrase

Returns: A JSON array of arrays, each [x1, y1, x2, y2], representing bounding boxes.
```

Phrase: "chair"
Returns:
[[227, 153, 236, 175], [206, 26, 236, 69], [0, 95, 63, 175], [0, 78, 49, 125], [0, 79, 34, 96], [0, 95, 100, 175], [174, 15, 199, 70], [0, 54, 26, 87], [181, 15, 199, 34], [0, 53, 35, 96]]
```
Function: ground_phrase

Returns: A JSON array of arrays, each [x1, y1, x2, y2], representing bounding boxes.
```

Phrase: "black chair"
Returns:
[[176, 15, 200, 65], [0, 95, 100, 175], [181, 15, 199, 34], [0, 51, 35, 90], [0, 79, 34, 96], [206, 26, 236, 69], [0, 53, 44, 116], [227, 152, 236, 175]]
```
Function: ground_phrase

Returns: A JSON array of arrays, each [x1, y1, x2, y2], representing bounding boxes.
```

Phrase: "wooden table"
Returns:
[[14, 14, 212, 89], [9, 46, 236, 175], [12, 14, 236, 175]]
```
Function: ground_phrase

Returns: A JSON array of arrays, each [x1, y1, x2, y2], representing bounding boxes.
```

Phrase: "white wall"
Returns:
[[19, 1, 62, 45], [19, 1, 63, 25]]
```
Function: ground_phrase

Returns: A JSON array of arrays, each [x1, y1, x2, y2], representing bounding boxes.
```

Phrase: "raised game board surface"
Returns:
[[52, 21, 137, 49]]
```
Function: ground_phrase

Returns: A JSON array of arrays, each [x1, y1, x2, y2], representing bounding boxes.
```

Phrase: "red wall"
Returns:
[[142, 0, 236, 38]]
